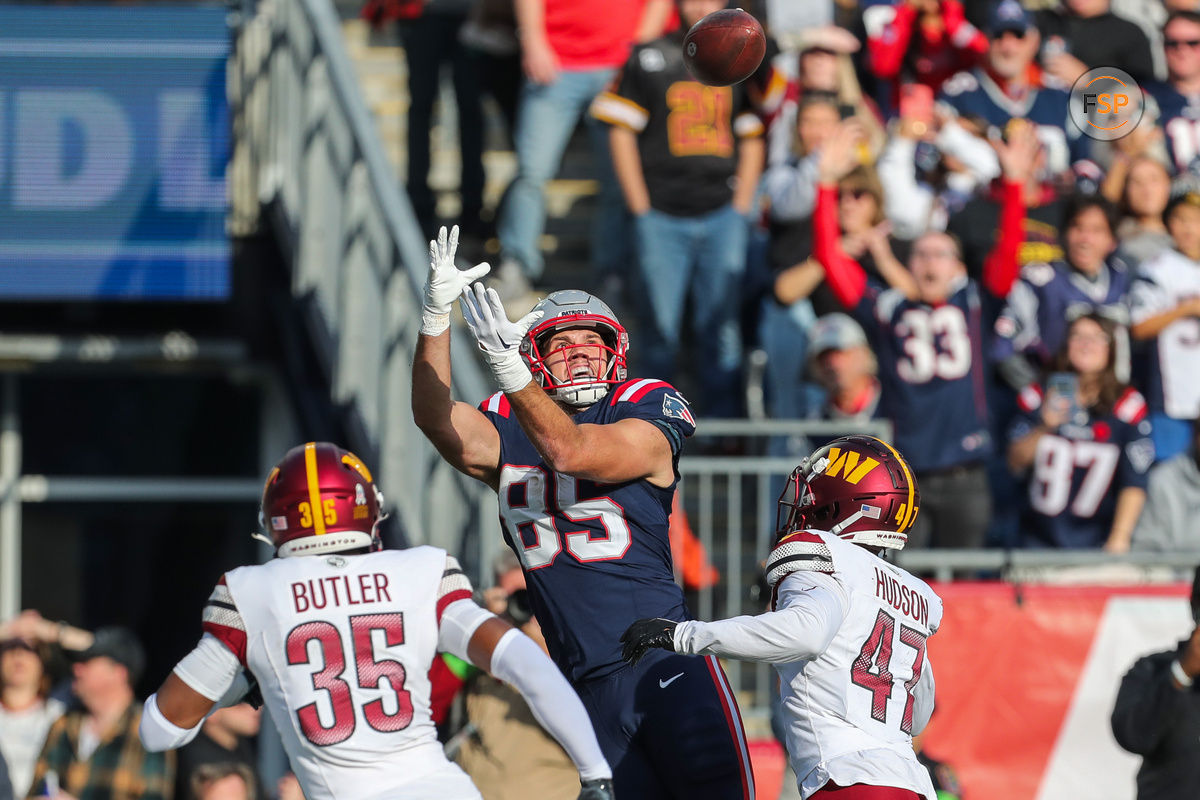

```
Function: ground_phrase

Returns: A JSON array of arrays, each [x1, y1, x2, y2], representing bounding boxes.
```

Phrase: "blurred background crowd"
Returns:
[[374, 0, 1200, 556]]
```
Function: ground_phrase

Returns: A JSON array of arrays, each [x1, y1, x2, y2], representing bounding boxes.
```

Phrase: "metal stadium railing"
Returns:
[[229, 0, 494, 561]]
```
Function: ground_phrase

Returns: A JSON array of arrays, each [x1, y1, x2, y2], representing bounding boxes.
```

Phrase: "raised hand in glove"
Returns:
[[577, 778, 615, 800], [421, 225, 491, 336], [619, 618, 679, 666], [459, 281, 544, 394]]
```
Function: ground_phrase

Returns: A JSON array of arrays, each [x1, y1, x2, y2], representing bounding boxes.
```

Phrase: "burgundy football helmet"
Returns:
[[520, 290, 629, 407], [259, 442, 384, 557], [776, 435, 920, 550]]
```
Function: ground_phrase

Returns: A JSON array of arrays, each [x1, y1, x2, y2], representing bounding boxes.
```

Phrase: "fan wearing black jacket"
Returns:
[[1111, 566, 1200, 800]]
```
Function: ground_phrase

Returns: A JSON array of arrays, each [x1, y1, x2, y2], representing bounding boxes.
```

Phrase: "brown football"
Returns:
[[682, 8, 766, 87]]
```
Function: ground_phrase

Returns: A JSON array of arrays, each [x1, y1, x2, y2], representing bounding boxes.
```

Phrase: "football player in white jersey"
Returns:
[[137, 442, 614, 800], [621, 436, 943, 800]]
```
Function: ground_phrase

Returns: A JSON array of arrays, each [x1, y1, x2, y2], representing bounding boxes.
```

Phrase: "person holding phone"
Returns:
[[1006, 314, 1154, 550]]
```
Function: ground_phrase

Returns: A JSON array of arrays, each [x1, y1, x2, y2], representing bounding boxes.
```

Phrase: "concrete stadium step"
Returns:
[[337, 11, 601, 289]]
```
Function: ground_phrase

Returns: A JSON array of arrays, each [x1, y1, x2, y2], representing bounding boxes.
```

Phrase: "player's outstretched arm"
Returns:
[[411, 226, 503, 487], [621, 572, 849, 665], [438, 600, 613, 798], [460, 282, 675, 486], [140, 633, 248, 751]]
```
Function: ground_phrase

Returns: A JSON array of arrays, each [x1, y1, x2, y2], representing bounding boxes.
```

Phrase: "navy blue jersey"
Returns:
[[1145, 81, 1200, 174], [992, 258, 1133, 367], [939, 69, 1088, 172], [480, 379, 697, 683], [851, 280, 994, 473], [1009, 385, 1154, 548]]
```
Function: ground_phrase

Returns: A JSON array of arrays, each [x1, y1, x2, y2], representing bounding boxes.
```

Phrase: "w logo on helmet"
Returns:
[[823, 447, 880, 485]]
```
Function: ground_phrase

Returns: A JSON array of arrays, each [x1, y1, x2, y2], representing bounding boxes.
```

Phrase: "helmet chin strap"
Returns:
[[250, 531, 274, 546]]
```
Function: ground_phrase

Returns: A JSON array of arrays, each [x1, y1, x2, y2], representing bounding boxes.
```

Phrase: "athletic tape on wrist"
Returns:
[[420, 310, 451, 336]]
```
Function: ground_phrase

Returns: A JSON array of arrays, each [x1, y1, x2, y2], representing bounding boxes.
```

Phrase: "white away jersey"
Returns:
[[202, 547, 476, 800], [1131, 249, 1200, 419], [675, 531, 943, 800]]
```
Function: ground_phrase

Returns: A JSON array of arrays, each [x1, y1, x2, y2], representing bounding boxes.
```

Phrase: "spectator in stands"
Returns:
[[1131, 190, 1200, 461], [591, 0, 765, 417], [878, 105, 1001, 240], [1146, 11, 1200, 174], [1133, 419, 1200, 551], [364, 0, 486, 240], [189, 762, 257, 800], [939, 0, 1085, 181], [490, 0, 672, 305], [1114, 156, 1176, 268], [0, 612, 94, 799], [804, 313, 884, 426], [814, 119, 1036, 549], [460, 0, 523, 141], [1111, 565, 1200, 800], [992, 195, 1134, 393], [174, 705, 263, 800], [0, 636, 62, 800], [765, 133, 903, 419], [454, 589, 580, 800], [27, 627, 174, 800], [767, 312, 886, 490], [946, 119, 1070, 280], [1037, 0, 1155, 85], [762, 27, 885, 167], [1006, 314, 1153, 550], [864, 0, 988, 108]]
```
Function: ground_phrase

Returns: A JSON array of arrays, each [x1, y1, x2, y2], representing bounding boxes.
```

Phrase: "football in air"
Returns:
[[682, 8, 766, 87]]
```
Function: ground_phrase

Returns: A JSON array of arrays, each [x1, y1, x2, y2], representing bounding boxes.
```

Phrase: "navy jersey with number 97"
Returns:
[[480, 379, 697, 684]]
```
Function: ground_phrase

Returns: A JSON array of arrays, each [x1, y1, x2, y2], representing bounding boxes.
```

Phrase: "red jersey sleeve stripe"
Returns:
[[202, 622, 248, 667], [1115, 388, 1148, 424], [479, 391, 511, 417], [628, 380, 672, 402], [1017, 384, 1044, 413], [436, 589, 473, 624], [777, 530, 826, 546]]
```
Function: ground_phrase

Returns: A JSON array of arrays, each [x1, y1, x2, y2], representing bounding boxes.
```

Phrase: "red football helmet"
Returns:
[[776, 435, 920, 550], [260, 442, 384, 557]]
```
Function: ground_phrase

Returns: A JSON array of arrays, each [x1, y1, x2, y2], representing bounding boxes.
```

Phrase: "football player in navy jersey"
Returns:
[[813, 121, 1036, 549], [1006, 314, 1153, 550], [1146, 12, 1200, 174], [411, 226, 755, 800]]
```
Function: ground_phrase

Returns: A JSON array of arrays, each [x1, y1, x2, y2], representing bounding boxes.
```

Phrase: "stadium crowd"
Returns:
[[377, 0, 1200, 554]]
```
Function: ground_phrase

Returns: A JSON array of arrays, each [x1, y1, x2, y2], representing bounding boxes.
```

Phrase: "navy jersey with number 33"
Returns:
[[480, 379, 697, 683]]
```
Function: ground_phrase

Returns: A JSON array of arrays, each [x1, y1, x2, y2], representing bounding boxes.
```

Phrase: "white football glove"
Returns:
[[421, 225, 491, 336], [459, 282, 543, 394]]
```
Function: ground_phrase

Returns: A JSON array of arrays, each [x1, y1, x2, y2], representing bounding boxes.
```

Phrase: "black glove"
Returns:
[[619, 617, 679, 665], [577, 778, 615, 800]]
